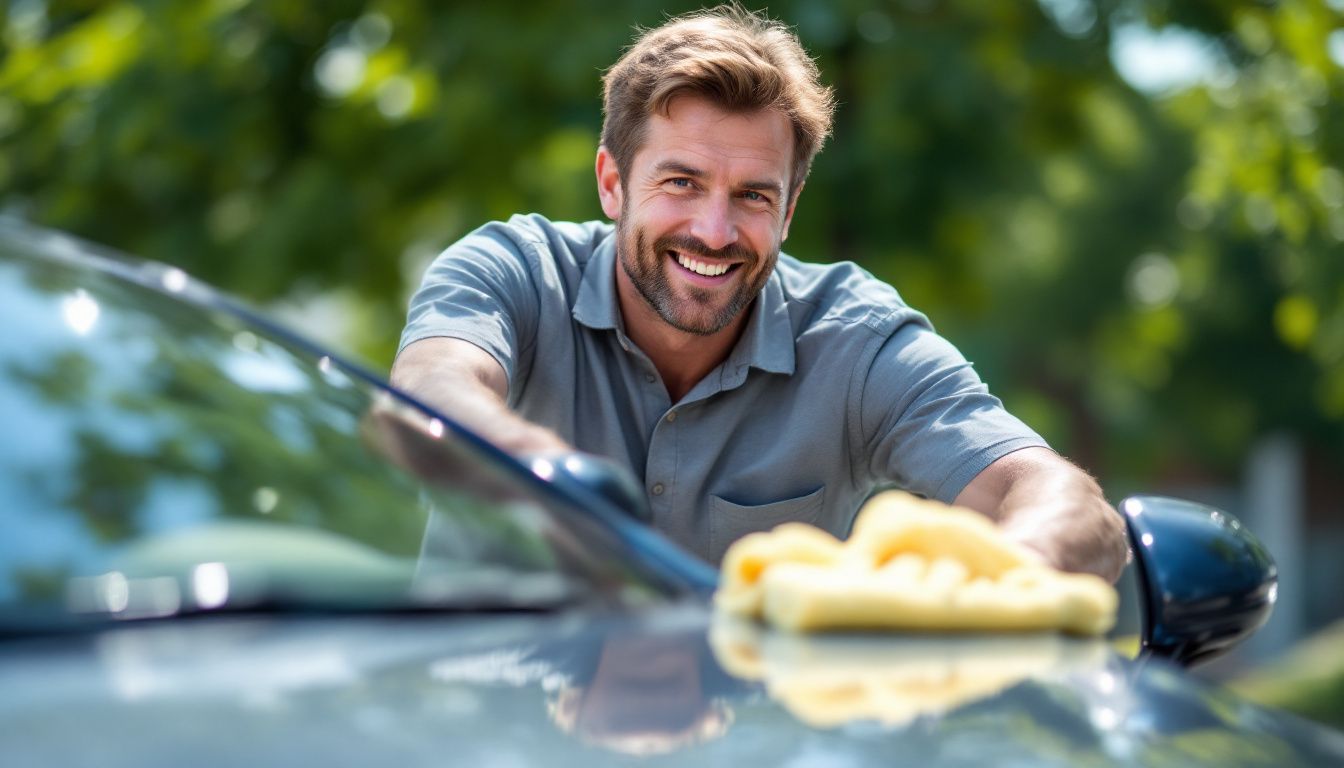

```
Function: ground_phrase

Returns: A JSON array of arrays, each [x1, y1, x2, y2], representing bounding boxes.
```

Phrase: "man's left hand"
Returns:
[[954, 447, 1129, 583]]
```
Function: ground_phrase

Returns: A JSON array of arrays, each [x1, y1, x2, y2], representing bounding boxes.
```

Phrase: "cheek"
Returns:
[[746, 222, 783, 258], [748, 231, 783, 282], [746, 210, 783, 241], [637, 199, 687, 232]]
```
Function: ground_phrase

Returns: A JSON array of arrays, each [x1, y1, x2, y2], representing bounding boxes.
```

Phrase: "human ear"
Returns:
[[595, 146, 624, 221]]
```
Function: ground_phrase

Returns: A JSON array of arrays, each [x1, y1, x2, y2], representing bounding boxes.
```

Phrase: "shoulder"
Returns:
[[493, 214, 612, 267], [773, 254, 929, 337], [441, 215, 613, 298]]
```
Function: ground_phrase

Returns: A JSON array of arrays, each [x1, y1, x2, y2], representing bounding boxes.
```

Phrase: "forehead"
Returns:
[[635, 96, 793, 180]]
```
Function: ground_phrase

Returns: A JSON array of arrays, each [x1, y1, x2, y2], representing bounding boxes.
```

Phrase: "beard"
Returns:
[[616, 220, 774, 337]]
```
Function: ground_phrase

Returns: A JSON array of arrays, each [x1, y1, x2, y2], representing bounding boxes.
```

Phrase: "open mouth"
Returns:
[[669, 251, 742, 279]]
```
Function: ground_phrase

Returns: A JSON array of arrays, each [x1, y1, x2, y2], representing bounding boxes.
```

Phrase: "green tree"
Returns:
[[3, 0, 1341, 493]]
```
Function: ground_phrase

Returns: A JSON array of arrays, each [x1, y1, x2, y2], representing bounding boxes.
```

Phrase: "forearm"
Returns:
[[956, 448, 1129, 582], [390, 338, 570, 456], [997, 469, 1128, 583]]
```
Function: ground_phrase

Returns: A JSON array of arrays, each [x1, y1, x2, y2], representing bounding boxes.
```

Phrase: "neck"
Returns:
[[616, 281, 748, 404]]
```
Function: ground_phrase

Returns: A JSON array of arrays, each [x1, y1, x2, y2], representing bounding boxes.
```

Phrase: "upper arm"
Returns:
[[953, 446, 1062, 518], [398, 223, 542, 392], [391, 337, 509, 403], [860, 323, 1048, 502]]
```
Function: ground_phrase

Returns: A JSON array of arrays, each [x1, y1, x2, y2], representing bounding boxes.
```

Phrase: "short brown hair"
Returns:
[[601, 5, 835, 199]]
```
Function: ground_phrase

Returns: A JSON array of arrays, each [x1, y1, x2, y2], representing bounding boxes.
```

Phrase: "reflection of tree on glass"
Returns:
[[0, 252, 431, 613], [0, 235, 669, 621], [2, 258, 427, 538]]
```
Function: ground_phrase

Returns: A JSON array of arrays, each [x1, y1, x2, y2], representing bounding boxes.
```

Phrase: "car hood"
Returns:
[[2, 603, 1342, 767]]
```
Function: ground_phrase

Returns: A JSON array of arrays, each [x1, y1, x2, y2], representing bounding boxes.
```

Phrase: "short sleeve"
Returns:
[[859, 322, 1049, 503], [398, 221, 542, 391]]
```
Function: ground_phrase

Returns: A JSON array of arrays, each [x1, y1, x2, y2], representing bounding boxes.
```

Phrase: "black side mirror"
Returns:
[[1120, 495, 1277, 666]]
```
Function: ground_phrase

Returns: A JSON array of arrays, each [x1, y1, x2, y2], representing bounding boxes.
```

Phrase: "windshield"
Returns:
[[0, 223, 674, 633]]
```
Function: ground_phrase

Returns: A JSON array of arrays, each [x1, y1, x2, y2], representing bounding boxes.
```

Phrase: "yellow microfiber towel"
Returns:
[[714, 491, 1117, 636]]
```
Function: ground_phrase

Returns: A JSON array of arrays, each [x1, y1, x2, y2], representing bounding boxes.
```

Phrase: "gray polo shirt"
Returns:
[[400, 214, 1047, 563]]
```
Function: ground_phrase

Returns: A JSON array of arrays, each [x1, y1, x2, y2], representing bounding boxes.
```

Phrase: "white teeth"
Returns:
[[676, 253, 730, 276]]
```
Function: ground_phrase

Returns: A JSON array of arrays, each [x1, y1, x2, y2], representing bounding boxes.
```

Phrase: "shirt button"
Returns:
[[665, 411, 677, 423], [651, 483, 665, 496], [645, 373, 656, 384]]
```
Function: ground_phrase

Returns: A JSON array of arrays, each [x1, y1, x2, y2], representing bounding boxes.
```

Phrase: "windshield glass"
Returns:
[[0, 224, 671, 632]]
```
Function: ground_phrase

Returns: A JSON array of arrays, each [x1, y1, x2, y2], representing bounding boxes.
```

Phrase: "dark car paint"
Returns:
[[3, 606, 1344, 766]]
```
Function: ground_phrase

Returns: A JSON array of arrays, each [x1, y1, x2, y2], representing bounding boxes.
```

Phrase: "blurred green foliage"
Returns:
[[1230, 617, 1344, 729], [1, 0, 1342, 492]]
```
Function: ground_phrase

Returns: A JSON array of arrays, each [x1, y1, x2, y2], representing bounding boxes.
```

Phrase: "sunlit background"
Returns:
[[2, 0, 1341, 723]]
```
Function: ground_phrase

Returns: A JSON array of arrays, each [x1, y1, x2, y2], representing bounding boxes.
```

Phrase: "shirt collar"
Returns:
[[727, 269, 794, 377], [572, 228, 795, 377], [573, 232, 621, 331]]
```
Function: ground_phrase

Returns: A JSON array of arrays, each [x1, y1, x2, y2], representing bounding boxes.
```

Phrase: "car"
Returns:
[[2, 217, 1342, 766]]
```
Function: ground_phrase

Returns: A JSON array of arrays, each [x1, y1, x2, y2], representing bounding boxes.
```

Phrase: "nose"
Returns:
[[687, 195, 738, 252]]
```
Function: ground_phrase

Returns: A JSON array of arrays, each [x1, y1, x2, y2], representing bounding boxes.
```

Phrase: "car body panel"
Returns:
[[3, 605, 1344, 767]]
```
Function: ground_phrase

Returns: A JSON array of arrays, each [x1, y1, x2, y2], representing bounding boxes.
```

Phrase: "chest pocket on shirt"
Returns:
[[708, 486, 826, 565]]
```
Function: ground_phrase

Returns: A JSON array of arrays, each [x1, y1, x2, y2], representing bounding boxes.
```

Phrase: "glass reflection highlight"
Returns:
[[66, 572, 183, 619], [60, 289, 100, 335], [232, 330, 260, 352], [102, 571, 129, 613], [252, 486, 279, 514], [160, 267, 188, 292], [192, 562, 230, 609]]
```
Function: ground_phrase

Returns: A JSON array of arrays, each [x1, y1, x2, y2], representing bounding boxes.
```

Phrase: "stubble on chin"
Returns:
[[617, 222, 768, 337]]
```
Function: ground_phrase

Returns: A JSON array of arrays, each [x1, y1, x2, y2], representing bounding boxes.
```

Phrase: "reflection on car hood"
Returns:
[[2, 604, 1342, 767]]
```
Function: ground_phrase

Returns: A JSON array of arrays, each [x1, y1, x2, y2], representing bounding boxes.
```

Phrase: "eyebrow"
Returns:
[[654, 160, 705, 179], [741, 179, 785, 198], [653, 160, 785, 199]]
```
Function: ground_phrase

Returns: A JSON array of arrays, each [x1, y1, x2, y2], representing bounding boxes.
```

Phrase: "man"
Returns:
[[392, 6, 1128, 581]]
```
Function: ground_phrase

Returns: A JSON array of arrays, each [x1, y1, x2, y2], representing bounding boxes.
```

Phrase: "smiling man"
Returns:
[[605, 95, 795, 402], [391, 6, 1128, 581]]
